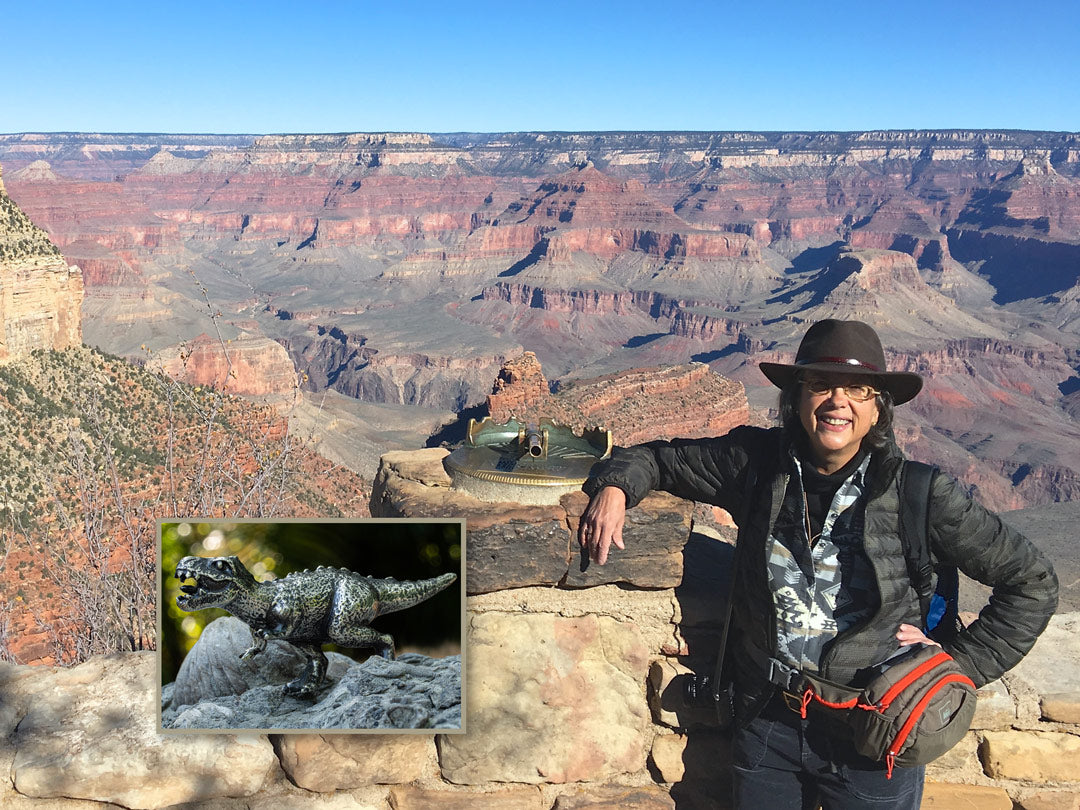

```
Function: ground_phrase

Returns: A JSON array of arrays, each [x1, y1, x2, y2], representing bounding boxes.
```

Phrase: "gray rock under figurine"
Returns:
[[162, 616, 462, 730]]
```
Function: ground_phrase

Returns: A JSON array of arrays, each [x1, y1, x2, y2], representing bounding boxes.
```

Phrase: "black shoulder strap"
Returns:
[[710, 463, 758, 710], [898, 460, 936, 624]]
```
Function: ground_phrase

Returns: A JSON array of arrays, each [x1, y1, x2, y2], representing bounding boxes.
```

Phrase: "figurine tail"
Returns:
[[376, 572, 458, 615]]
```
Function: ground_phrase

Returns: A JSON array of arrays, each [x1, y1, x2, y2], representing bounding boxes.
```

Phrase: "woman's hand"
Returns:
[[896, 623, 941, 649], [578, 486, 627, 565]]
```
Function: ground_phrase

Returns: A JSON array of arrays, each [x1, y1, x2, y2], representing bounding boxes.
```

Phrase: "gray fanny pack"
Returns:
[[770, 644, 977, 777]]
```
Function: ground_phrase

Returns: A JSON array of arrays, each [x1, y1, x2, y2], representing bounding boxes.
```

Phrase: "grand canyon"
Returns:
[[1, 129, 1078, 512], [2, 130, 1080, 808]]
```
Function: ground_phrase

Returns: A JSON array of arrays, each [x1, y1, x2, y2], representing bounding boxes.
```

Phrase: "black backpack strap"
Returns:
[[709, 463, 758, 713], [898, 460, 936, 625]]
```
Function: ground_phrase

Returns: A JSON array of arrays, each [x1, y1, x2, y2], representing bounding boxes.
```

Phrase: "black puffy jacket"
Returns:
[[585, 425, 1058, 722]]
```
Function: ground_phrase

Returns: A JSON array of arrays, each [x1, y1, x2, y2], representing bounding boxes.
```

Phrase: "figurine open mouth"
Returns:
[[175, 563, 230, 602]]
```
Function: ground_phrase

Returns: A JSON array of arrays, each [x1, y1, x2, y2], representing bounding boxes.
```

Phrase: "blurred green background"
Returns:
[[160, 520, 463, 685]]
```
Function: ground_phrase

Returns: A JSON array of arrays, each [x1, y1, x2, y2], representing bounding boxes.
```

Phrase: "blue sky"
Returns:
[[2, 0, 1077, 134]]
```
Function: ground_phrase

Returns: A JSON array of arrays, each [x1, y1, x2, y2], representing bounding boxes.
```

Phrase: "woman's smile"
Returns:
[[799, 375, 879, 472]]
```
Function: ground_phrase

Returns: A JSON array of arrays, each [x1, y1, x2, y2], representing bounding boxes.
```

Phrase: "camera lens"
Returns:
[[682, 674, 712, 707]]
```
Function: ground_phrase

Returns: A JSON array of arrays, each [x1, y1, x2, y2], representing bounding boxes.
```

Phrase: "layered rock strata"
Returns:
[[486, 352, 752, 445], [3, 133, 1079, 508], [151, 332, 299, 397], [0, 165, 82, 362]]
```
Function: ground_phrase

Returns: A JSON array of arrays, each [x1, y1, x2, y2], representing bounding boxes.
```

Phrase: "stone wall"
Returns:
[[0, 448, 1077, 808]]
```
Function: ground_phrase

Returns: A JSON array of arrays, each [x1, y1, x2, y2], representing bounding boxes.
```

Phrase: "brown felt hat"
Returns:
[[759, 319, 923, 405]]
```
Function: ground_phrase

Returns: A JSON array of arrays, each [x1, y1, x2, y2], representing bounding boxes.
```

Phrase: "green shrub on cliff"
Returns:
[[0, 192, 62, 260], [0, 344, 368, 666]]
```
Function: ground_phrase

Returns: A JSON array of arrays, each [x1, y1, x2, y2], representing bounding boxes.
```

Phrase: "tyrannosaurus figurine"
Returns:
[[175, 555, 457, 698]]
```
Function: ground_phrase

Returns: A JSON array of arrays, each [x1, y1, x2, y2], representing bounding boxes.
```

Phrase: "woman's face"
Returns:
[[798, 373, 880, 473]]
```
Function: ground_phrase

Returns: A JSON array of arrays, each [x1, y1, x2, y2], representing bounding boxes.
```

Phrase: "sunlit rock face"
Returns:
[[150, 332, 298, 397], [0, 165, 83, 363], [486, 351, 752, 445]]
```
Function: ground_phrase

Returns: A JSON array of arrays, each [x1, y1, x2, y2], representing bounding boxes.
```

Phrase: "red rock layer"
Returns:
[[542, 227, 760, 261], [497, 165, 686, 230], [486, 353, 749, 446], [152, 333, 299, 397]]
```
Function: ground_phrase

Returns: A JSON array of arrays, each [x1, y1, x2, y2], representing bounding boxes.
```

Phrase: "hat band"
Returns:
[[796, 356, 882, 372]]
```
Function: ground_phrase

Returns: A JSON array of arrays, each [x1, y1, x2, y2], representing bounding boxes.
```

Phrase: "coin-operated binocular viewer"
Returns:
[[443, 417, 612, 505]]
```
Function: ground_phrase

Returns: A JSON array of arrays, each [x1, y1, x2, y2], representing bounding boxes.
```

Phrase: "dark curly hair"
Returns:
[[778, 379, 895, 450]]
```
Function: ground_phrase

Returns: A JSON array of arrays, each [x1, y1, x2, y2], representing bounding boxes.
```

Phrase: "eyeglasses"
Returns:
[[802, 377, 881, 402]]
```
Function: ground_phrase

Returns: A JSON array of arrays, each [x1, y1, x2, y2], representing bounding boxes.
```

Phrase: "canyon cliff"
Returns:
[[150, 333, 299, 397], [2, 130, 1078, 506], [0, 165, 82, 362], [0, 162, 372, 666], [486, 351, 754, 446]]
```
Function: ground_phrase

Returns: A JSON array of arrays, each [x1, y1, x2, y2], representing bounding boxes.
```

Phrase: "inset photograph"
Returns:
[[159, 519, 464, 733]]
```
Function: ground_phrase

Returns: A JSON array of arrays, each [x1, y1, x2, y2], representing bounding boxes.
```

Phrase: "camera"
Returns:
[[681, 673, 716, 708]]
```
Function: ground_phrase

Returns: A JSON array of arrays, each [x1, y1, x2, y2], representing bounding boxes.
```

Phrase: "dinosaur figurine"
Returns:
[[175, 555, 457, 698]]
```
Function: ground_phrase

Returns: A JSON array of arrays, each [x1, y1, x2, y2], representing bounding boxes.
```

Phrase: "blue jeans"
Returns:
[[732, 694, 925, 810]]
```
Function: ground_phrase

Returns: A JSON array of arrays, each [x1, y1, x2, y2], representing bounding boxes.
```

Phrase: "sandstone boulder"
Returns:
[[981, 731, 1080, 781], [7, 652, 277, 809], [437, 611, 651, 784], [389, 785, 546, 809], [273, 734, 438, 791], [971, 679, 1017, 730]]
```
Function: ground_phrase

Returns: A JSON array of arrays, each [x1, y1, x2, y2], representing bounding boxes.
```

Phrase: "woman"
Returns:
[[579, 319, 1057, 810]]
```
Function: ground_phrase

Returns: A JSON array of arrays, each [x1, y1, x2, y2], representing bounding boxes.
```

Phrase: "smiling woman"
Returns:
[[576, 318, 1057, 810]]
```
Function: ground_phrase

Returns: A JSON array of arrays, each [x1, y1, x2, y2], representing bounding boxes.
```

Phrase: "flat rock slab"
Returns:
[[922, 782, 1012, 809], [552, 787, 677, 810], [466, 518, 573, 593], [163, 617, 461, 731], [273, 734, 438, 791], [981, 730, 1080, 782], [438, 611, 651, 784], [371, 449, 694, 591], [389, 785, 547, 810], [1009, 613, 1080, 722], [1016, 790, 1080, 810], [564, 490, 693, 589], [6, 652, 277, 810]]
